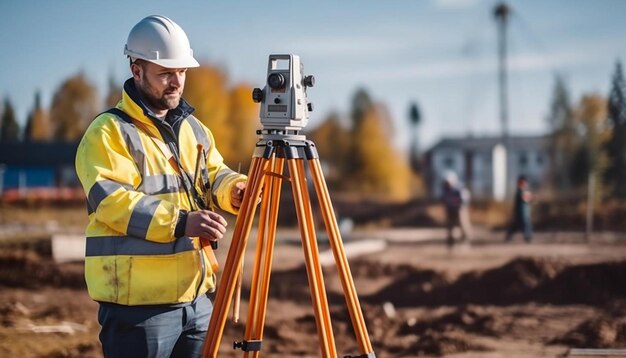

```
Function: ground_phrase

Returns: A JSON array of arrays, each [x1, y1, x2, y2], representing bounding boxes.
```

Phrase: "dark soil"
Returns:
[[2, 242, 626, 357]]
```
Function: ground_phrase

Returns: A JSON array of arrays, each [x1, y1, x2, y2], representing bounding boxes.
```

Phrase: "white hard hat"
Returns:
[[124, 15, 200, 68]]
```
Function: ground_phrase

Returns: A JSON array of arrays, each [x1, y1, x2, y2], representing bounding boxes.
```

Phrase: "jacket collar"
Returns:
[[120, 78, 195, 128]]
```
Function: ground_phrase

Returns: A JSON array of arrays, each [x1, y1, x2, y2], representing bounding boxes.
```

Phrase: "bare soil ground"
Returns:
[[2, 226, 626, 357]]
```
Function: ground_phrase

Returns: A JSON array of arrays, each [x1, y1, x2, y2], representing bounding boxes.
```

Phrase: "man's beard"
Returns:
[[137, 79, 181, 112]]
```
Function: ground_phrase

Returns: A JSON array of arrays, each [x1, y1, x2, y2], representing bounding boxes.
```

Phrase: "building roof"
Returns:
[[0, 142, 79, 166], [428, 135, 547, 153]]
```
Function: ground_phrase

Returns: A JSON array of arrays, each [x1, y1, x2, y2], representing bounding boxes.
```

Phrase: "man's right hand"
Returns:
[[185, 210, 227, 242]]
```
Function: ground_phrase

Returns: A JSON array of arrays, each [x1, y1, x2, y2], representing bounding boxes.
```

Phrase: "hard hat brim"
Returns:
[[146, 57, 200, 69]]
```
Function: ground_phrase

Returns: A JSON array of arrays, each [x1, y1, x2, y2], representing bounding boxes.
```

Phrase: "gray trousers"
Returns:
[[98, 294, 212, 358]]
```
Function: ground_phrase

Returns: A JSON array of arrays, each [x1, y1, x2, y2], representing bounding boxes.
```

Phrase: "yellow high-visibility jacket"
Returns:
[[75, 80, 246, 306]]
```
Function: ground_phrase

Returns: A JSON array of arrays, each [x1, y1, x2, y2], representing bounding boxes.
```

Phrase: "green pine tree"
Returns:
[[606, 60, 626, 197], [0, 97, 20, 142]]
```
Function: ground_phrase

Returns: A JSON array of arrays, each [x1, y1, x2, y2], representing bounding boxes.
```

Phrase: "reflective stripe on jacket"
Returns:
[[75, 81, 246, 305]]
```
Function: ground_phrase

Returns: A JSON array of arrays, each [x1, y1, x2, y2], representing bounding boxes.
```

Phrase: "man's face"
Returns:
[[132, 60, 187, 113]]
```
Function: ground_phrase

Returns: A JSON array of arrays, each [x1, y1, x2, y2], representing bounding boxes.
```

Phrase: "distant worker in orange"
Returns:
[[441, 171, 472, 248], [505, 175, 534, 243], [75, 15, 247, 357]]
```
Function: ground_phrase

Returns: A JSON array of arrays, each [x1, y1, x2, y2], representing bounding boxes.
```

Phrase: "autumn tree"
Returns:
[[347, 89, 411, 200], [24, 91, 52, 142], [0, 97, 20, 142], [606, 61, 626, 198], [49, 73, 99, 142], [105, 73, 122, 109], [307, 112, 351, 188], [222, 84, 259, 170], [570, 94, 609, 190], [545, 76, 577, 193], [346, 89, 375, 175], [184, 64, 232, 158]]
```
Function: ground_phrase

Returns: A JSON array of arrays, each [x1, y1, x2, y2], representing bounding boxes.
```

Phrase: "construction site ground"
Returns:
[[1, 206, 626, 357]]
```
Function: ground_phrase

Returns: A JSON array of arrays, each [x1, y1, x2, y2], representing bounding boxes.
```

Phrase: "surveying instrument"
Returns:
[[201, 54, 376, 358]]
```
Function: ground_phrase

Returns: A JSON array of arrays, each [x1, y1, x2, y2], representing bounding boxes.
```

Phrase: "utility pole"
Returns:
[[494, 1, 511, 199], [494, 1, 510, 142]]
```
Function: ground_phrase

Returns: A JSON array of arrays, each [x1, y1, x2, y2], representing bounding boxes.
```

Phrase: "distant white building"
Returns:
[[425, 135, 549, 201]]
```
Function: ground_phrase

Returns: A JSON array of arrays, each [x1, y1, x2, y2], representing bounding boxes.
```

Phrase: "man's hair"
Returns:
[[517, 175, 527, 182], [130, 58, 148, 68]]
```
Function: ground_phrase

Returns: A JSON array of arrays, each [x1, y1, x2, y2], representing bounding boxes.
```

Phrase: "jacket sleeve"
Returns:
[[75, 114, 179, 242], [204, 129, 247, 215]]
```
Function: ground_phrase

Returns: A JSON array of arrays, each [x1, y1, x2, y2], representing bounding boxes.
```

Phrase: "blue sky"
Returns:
[[1, 0, 625, 150]]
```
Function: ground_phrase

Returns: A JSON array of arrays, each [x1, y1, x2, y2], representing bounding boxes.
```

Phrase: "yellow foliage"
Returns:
[[225, 84, 260, 171], [49, 73, 99, 142], [28, 107, 51, 141], [576, 94, 608, 133], [182, 65, 265, 173], [351, 106, 411, 200], [184, 65, 232, 158], [307, 113, 351, 184]]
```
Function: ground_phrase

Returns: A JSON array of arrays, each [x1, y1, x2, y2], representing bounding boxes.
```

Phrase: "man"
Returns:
[[75, 15, 247, 357], [505, 175, 534, 243], [441, 171, 472, 248]]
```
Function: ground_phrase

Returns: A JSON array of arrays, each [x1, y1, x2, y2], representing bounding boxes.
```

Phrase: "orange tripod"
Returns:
[[201, 132, 375, 358]]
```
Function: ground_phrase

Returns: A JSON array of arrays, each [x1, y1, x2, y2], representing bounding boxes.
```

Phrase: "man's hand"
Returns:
[[523, 190, 533, 203], [231, 181, 247, 209], [185, 210, 227, 242]]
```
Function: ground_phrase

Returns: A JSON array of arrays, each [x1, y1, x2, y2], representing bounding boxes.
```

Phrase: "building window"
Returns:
[[536, 154, 543, 166], [519, 153, 528, 167], [443, 156, 454, 168]]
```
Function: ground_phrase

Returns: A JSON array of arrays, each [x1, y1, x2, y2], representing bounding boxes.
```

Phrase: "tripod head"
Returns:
[[252, 54, 315, 138]]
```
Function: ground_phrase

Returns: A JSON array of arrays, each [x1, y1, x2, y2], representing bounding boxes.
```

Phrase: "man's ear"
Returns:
[[131, 63, 142, 81]]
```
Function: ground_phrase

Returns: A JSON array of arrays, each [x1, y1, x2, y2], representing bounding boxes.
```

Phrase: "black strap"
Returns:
[[104, 108, 206, 210], [107, 108, 131, 123]]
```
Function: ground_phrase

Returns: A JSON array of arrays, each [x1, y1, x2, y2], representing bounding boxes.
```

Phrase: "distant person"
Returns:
[[441, 171, 472, 248], [505, 175, 533, 243], [75, 15, 247, 357]]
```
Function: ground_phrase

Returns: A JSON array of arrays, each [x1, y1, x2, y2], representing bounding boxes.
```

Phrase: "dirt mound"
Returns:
[[284, 303, 492, 356], [267, 265, 319, 302], [407, 330, 490, 356], [40, 342, 101, 358], [443, 257, 565, 305], [267, 264, 351, 305], [350, 259, 435, 279], [400, 305, 500, 337], [362, 262, 450, 306], [0, 250, 85, 289], [366, 257, 626, 307], [259, 307, 359, 356], [365, 257, 562, 306], [550, 315, 626, 348], [393, 306, 494, 356], [533, 260, 626, 306]]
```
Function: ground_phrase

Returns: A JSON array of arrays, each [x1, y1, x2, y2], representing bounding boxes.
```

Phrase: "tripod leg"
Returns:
[[289, 158, 337, 358], [203, 156, 269, 358], [309, 158, 374, 355], [244, 157, 285, 358]]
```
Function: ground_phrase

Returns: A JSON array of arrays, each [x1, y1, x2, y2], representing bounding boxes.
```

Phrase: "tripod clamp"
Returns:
[[254, 129, 319, 161], [233, 340, 262, 352]]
